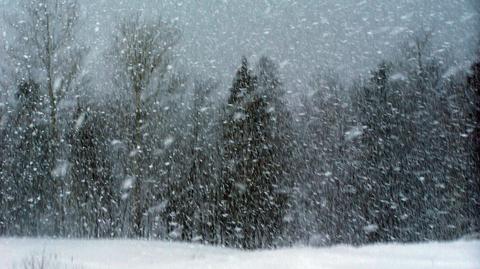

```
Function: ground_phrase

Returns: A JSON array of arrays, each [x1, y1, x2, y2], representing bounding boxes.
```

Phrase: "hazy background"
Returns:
[[1, 0, 479, 93]]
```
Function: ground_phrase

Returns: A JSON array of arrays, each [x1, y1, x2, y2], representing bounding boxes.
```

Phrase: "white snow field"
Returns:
[[0, 238, 479, 269]]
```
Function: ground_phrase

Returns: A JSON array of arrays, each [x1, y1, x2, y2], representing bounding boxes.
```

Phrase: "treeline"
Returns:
[[0, 0, 479, 249]]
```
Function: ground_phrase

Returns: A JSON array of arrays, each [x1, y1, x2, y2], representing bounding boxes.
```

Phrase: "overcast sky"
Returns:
[[1, 0, 478, 94]]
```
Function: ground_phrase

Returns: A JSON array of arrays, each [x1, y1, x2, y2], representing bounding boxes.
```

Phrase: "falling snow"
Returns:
[[0, 0, 479, 267]]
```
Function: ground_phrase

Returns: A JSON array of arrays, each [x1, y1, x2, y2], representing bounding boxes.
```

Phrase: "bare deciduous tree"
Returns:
[[5, 0, 87, 145], [3, 0, 87, 234], [109, 14, 181, 236]]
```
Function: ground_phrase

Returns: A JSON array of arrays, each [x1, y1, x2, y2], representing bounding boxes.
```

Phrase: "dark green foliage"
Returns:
[[349, 56, 478, 243], [67, 103, 118, 237], [220, 57, 292, 249], [467, 55, 480, 233], [0, 80, 54, 235]]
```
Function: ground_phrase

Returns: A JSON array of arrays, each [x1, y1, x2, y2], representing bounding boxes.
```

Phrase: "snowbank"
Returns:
[[0, 238, 479, 269]]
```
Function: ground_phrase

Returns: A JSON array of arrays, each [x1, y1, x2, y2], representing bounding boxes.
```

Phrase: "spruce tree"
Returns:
[[221, 57, 256, 247], [0, 80, 52, 235], [220, 57, 291, 248], [67, 103, 116, 237]]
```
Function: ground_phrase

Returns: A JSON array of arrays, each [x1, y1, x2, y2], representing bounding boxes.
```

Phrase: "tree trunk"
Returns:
[[131, 86, 143, 237], [46, 14, 62, 235]]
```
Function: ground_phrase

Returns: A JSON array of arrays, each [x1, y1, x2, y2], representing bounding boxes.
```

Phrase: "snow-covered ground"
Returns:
[[0, 238, 479, 269]]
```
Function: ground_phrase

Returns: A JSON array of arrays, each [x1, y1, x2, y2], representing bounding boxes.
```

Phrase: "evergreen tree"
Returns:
[[220, 57, 291, 249], [255, 56, 294, 246], [0, 80, 53, 235], [220, 57, 257, 247], [300, 69, 361, 245], [467, 50, 480, 233], [67, 103, 117, 237], [350, 39, 479, 243], [468, 54, 480, 173]]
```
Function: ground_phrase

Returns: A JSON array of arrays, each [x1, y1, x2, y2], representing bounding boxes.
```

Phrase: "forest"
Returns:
[[0, 0, 479, 250]]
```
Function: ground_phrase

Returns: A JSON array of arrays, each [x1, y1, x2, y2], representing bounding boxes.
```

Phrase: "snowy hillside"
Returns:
[[1, 238, 479, 269]]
